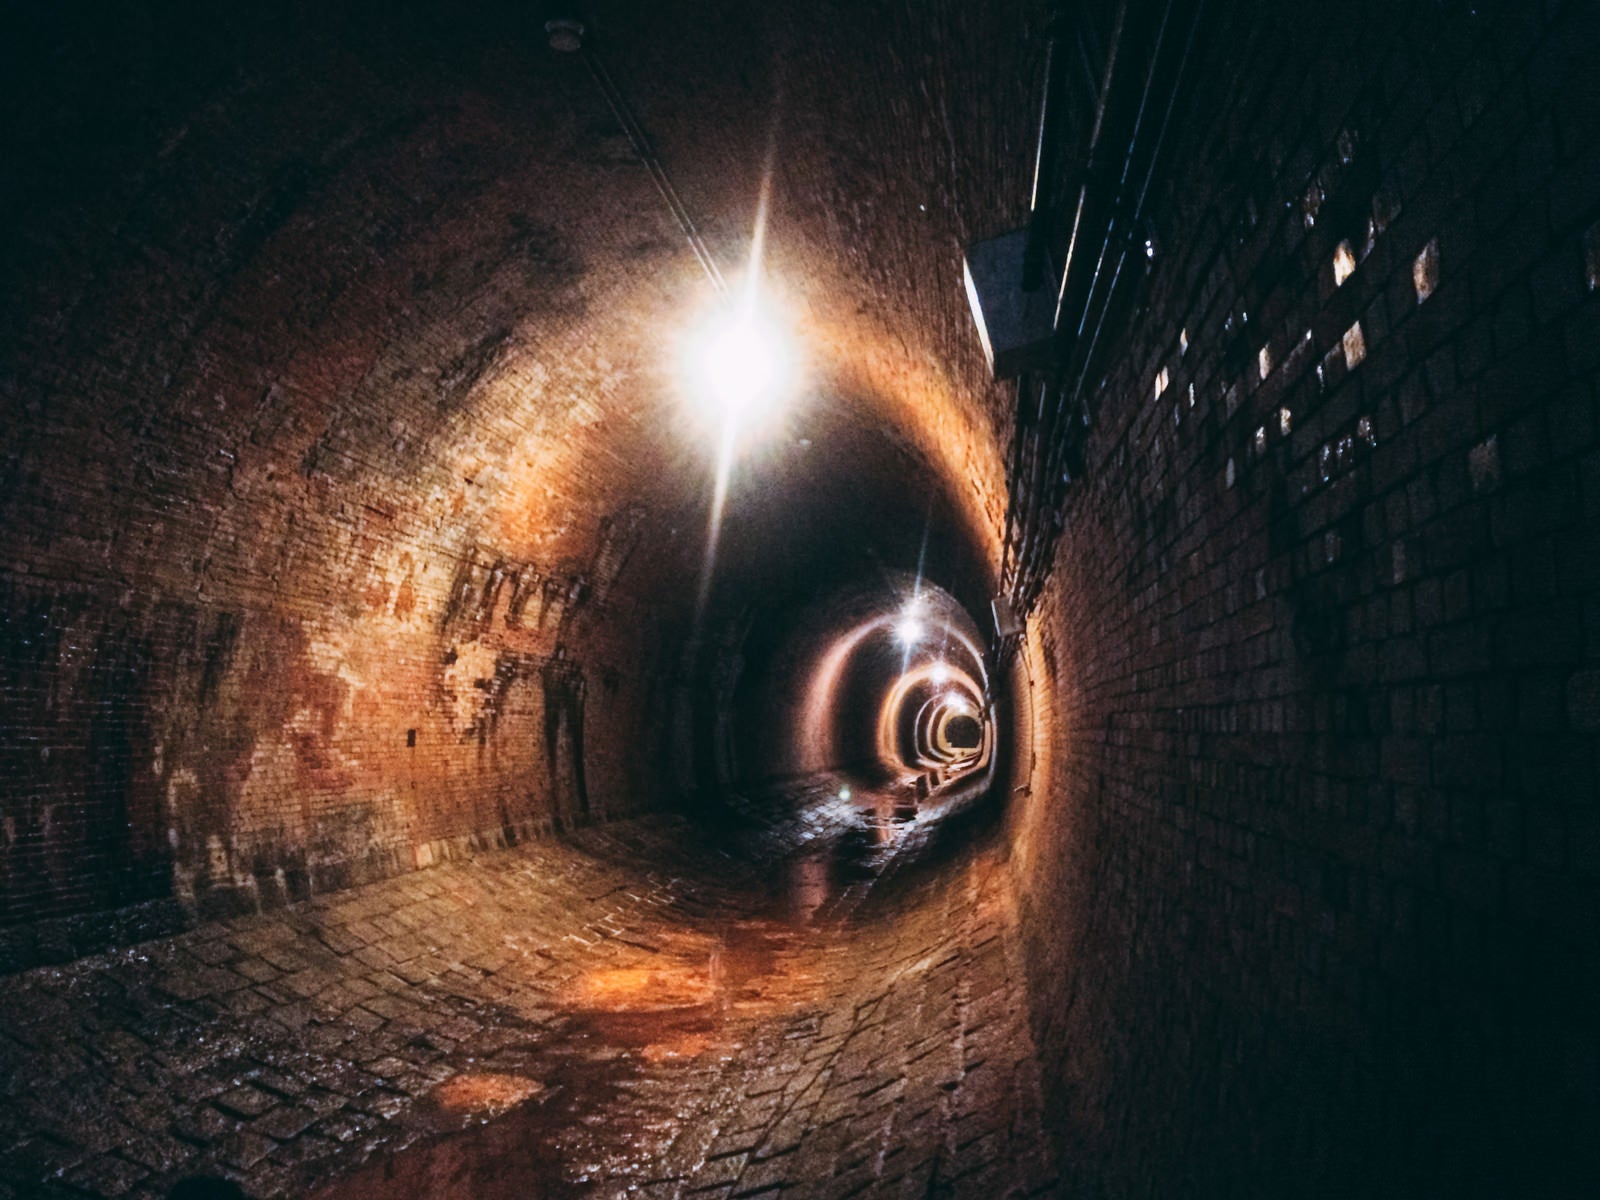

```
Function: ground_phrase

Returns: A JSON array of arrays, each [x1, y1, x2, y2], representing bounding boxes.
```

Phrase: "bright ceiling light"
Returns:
[[683, 297, 796, 440], [895, 616, 925, 646], [929, 660, 950, 684]]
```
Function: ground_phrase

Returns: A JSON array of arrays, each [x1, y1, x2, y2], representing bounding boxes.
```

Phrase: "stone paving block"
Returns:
[[118, 1129, 197, 1175], [354, 1088, 411, 1120], [251, 1104, 320, 1142], [265, 1003, 316, 1033], [266, 1131, 340, 1168], [349, 945, 397, 972], [212, 1085, 277, 1120], [215, 1129, 276, 1170], [313, 926, 367, 956], [170, 1104, 238, 1147], [250, 1069, 308, 1100], [312, 1110, 378, 1145], [0, 807, 1056, 1199], [60, 1154, 148, 1197]]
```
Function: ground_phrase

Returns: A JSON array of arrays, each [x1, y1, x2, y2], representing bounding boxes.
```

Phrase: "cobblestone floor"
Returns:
[[0, 781, 1059, 1199]]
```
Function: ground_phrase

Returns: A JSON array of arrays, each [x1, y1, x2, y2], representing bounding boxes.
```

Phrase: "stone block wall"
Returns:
[[1010, 0, 1600, 1193]]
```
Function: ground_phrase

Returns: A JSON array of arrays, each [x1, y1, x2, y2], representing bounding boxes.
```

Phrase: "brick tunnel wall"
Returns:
[[1009, 0, 1599, 1194], [0, 0, 1021, 975], [0, 547, 666, 952], [0, 462, 672, 970], [0, 17, 694, 969]]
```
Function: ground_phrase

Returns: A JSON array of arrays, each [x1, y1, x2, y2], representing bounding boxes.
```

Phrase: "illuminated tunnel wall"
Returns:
[[1, 0, 1596, 1196], [0, 1, 1017, 959], [715, 574, 992, 793]]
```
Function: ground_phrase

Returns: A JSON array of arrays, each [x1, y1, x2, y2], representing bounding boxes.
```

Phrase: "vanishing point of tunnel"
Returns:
[[1, 1, 1597, 1197]]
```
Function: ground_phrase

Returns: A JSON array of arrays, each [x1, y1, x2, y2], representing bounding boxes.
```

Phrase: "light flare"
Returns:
[[684, 299, 797, 436], [690, 166, 799, 631]]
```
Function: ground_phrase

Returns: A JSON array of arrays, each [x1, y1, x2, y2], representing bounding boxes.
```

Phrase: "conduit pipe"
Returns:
[[1026, 0, 1182, 611], [1050, 0, 1128, 342], [547, 17, 728, 295], [1063, 0, 1207, 415], [1005, 0, 1209, 622], [1022, 5, 1070, 292], [1056, 0, 1178, 376]]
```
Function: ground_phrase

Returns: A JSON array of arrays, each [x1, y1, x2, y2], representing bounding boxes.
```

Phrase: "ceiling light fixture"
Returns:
[[684, 295, 797, 438]]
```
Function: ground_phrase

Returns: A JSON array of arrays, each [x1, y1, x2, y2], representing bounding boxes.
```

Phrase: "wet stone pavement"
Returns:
[[0, 782, 1060, 1199]]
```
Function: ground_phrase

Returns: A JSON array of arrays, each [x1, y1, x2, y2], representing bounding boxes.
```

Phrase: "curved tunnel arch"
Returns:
[[1, 1, 1591, 1197], [909, 687, 986, 768], [0, 0, 1030, 899], [877, 654, 988, 777], [703, 567, 1001, 802]]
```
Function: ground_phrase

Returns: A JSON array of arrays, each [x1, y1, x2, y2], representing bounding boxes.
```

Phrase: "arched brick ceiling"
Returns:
[[2, 0, 1039, 626]]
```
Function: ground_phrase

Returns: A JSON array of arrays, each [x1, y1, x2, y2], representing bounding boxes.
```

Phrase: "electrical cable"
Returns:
[[578, 43, 728, 295]]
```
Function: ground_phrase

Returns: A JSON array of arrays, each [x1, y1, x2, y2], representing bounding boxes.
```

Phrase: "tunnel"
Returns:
[[0, 0, 1596, 1196]]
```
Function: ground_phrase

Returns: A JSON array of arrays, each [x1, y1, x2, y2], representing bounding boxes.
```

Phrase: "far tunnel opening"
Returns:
[[2, 0, 1591, 1196]]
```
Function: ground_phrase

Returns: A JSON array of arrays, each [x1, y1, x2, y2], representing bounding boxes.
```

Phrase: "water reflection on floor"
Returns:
[[305, 926, 781, 1200], [787, 854, 832, 925], [298, 774, 1053, 1200]]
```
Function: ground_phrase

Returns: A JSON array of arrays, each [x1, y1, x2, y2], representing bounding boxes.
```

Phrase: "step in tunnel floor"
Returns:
[[0, 784, 1059, 1200]]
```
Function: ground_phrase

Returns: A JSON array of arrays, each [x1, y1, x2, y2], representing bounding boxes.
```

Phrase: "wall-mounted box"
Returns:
[[963, 228, 1058, 379]]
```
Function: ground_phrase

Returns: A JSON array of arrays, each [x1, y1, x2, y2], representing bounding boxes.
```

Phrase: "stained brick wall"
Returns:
[[1009, 0, 1600, 1193], [0, 513, 671, 970], [14, 0, 1593, 1188], [0, 15, 689, 968], [0, 1, 1020, 969]]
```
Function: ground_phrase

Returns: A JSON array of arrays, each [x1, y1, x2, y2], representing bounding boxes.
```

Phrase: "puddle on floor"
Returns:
[[773, 791, 937, 925], [297, 787, 1009, 1199], [296, 789, 964, 1199], [787, 853, 832, 923], [303, 917, 803, 1199]]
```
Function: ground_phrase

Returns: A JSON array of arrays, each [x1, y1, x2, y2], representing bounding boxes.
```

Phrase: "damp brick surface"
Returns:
[[1009, 0, 1600, 1195], [0, 798, 1054, 1200]]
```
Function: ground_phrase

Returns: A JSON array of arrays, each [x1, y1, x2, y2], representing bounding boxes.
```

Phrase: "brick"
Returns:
[[0, 4, 1594, 1200]]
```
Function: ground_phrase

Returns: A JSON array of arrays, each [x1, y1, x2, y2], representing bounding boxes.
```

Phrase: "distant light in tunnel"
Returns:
[[686, 299, 796, 436], [895, 616, 925, 647], [930, 660, 950, 684], [838, 786, 851, 802]]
